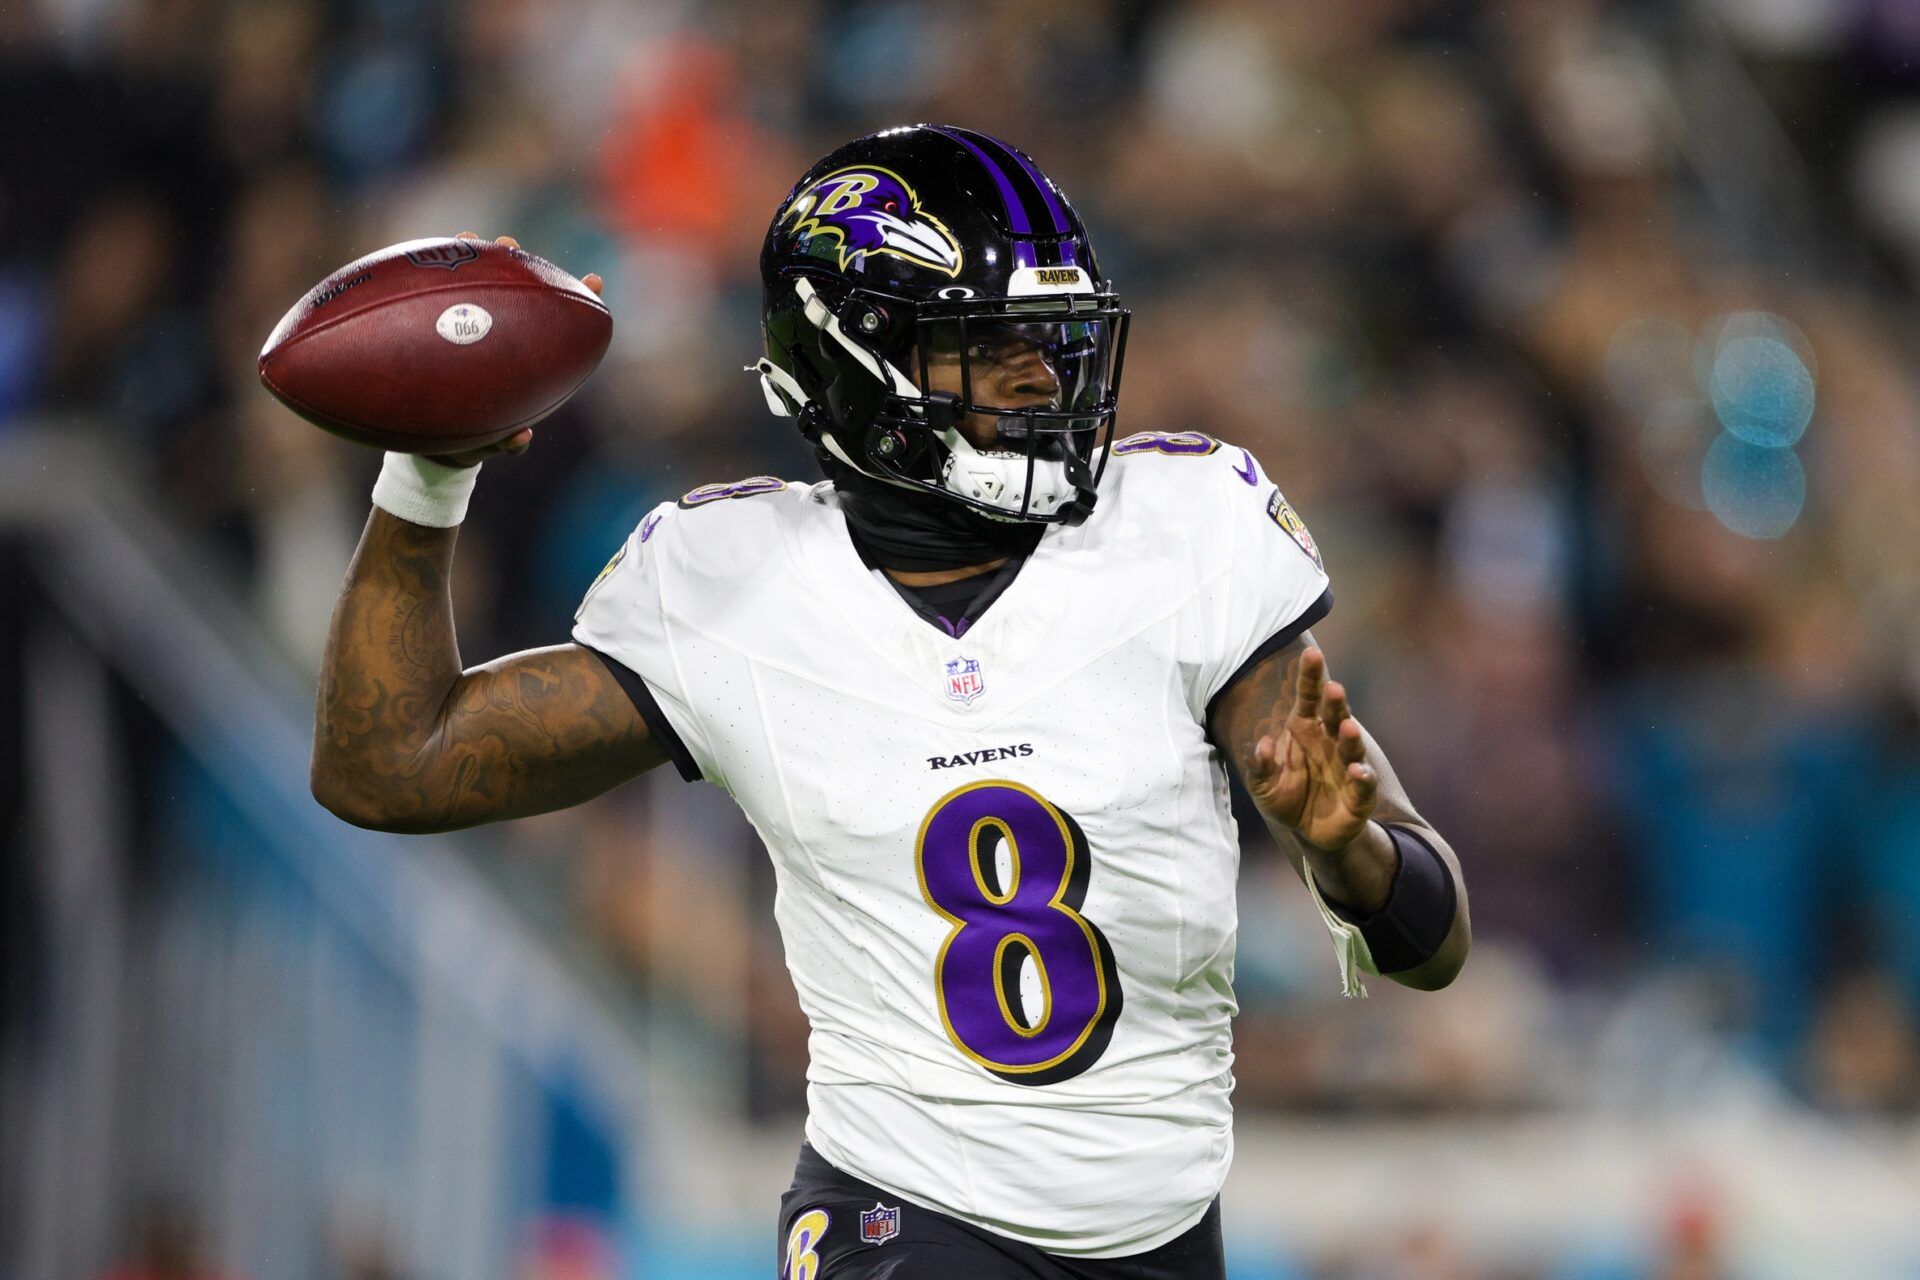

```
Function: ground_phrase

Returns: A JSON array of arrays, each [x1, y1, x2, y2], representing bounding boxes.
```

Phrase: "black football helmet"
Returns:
[[755, 125, 1129, 525]]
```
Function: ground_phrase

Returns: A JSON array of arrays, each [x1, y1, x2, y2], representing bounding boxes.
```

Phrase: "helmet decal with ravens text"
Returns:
[[781, 165, 963, 278]]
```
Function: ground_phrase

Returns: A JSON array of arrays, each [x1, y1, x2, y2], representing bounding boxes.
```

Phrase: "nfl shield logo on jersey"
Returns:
[[859, 1201, 901, 1245], [944, 655, 985, 705]]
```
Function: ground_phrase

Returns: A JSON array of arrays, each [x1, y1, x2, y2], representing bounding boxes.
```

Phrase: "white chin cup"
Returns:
[[939, 432, 1076, 517]]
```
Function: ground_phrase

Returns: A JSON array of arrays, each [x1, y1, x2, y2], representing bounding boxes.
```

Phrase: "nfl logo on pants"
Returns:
[[860, 1201, 900, 1245]]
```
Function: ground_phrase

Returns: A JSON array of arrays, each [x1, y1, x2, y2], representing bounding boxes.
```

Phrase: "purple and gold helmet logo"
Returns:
[[782, 166, 963, 278]]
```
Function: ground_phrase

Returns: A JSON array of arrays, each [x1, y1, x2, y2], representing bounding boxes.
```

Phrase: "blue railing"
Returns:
[[1, 426, 651, 1280]]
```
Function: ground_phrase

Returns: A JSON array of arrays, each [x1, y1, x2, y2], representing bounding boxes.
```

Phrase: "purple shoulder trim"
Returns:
[[678, 476, 787, 509], [1111, 431, 1220, 457]]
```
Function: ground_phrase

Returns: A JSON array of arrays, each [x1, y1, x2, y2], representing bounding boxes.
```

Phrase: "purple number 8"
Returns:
[[915, 781, 1122, 1085]]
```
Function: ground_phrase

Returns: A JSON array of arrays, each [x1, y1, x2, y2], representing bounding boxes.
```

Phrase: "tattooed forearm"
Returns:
[[311, 509, 665, 832], [1208, 631, 1471, 990], [388, 594, 453, 683]]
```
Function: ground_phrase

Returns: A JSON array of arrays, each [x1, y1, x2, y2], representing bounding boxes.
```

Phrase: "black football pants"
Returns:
[[777, 1143, 1226, 1279]]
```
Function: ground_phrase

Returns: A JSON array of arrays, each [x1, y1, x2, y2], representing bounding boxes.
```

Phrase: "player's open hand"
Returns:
[[427, 233, 606, 468], [1246, 647, 1379, 853]]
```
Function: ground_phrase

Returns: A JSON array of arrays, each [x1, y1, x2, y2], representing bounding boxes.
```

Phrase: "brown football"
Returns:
[[258, 237, 612, 452]]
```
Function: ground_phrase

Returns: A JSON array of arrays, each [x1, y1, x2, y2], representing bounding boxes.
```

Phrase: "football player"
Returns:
[[310, 125, 1470, 1279]]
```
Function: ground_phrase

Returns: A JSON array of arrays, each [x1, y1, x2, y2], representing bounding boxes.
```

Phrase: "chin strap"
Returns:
[[750, 280, 918, 490], [753, 356, 806, 417], [748, 357, 881, 488], [797, 277, 920, 399]]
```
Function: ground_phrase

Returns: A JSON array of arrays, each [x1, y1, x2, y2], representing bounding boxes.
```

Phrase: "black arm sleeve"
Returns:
[[1326, 825, 1457, 974]]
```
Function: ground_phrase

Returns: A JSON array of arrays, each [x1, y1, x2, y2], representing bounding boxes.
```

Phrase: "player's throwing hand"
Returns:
[[1246, 646, 1380, 853], [425, 233, 608, 468]]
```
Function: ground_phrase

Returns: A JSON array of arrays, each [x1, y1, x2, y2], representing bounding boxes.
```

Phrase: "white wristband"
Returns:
[[371, 452, 481, 528]]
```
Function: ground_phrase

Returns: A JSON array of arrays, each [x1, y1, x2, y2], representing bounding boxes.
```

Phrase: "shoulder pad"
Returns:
[[1103, 433, 1286, 542], [644, 477, 809, 580], [1110, 432, 1268, 493]]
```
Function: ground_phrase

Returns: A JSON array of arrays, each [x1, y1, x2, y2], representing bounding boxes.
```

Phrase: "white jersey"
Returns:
[[573, 433, 1338, 1257]]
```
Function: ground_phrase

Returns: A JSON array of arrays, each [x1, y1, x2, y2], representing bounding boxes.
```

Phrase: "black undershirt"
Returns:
[[852, 536, 1029, 639]]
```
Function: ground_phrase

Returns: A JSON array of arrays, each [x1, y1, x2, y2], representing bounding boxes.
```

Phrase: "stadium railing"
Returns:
[[0, 424, 658, 1279]]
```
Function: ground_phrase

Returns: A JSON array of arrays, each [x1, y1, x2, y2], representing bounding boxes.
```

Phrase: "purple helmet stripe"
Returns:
[[932, 126, 1038, 270], [968, 132, 1080, 267]]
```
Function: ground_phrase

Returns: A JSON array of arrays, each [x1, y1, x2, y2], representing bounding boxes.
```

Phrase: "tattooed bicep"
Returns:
[[417, 644, 667, 826]]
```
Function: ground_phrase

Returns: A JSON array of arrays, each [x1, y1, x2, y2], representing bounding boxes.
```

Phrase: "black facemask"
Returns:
[[828, 460, 1043, 572]]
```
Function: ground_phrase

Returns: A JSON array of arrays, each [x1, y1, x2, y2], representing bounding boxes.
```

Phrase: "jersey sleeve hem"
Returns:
[[578, 643, 702, 783], [1203, 585, 1333, 728]]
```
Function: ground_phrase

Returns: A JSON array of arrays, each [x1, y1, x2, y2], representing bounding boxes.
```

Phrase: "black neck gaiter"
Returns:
[[828, 462, 1043, 572]]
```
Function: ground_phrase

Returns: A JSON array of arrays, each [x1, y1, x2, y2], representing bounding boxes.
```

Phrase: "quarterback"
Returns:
[[311, 125, 1469, 1278]]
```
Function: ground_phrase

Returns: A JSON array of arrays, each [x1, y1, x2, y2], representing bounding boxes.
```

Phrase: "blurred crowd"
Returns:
[[7, 0, 1920, 1272]]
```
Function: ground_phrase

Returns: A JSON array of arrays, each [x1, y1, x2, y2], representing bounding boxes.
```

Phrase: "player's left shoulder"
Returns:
[[1107, 430, 1269, 498]]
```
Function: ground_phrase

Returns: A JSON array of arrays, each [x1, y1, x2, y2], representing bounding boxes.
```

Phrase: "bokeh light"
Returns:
[[1701, 432, 1807, 538], [1702, 312, 1817, 448]]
